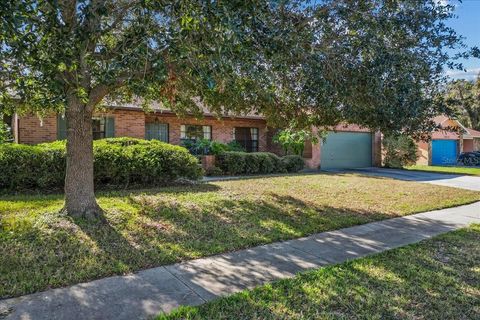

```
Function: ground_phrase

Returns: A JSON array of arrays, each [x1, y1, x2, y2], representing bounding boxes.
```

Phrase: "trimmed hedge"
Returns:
[[216, 151, 304, 175], [282, 155, 305, 172], [0, 138, 202, 192]]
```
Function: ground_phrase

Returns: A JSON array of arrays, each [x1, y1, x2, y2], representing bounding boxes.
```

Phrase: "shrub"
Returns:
[[256, 152, 278, 173], [210, 141, 230, 155], [243, 153, 261, 174], [182, 139, 246, 156], [216, 151, 287, 175], [205, 166, 223, 176], [0, 138, 202, 192], [0, 118, 12, 143], [282, 155, 305, 172], [383, 134, 419, 168], [273, 128, 319, 155], [216, 151, 246, 175], [225, 141, 245, 152]]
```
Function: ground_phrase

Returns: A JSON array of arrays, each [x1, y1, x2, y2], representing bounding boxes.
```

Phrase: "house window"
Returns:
[[234, 127, 259, 152], [57, 115, 114, 140], [180, 125, 212, 141], [92, 117, 106, 140], [146, 122, 169, 142]]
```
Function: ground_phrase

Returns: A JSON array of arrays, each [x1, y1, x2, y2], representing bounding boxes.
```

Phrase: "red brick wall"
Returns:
[[145, 114, 269, 151], [18, 114, 57, 144], [17, 110, 272, 152], [17, 110, 146, 144], [96, 109, 145, 139], [463, 139, 474, 152], [16, 110, 380, 167]]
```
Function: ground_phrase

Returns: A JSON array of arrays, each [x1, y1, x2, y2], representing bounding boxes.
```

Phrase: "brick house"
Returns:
[[11, 105, 382, 169], [416, 115, 480, 165]]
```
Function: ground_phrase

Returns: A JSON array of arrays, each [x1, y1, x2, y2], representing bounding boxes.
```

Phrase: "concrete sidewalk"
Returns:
[[336, 167, 480, 191], [2, 202, 480, 320]]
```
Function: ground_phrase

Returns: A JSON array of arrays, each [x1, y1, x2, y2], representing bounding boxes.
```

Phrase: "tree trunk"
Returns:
[[63, 96, 102, 219]]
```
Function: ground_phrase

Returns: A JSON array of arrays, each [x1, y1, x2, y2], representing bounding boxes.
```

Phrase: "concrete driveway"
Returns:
[[331, 167, 480, 191]]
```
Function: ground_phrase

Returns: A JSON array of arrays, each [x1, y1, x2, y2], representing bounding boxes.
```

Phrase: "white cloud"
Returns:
[[446, 68, 480, 81]]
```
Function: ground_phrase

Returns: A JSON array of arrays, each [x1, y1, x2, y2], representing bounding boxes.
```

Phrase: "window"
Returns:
[[180, 125, 211, 141], [146, 122, 169, 142], [92, 117, 106, 140], [57, 115, 114, 140], [234, 127, 259, 152]]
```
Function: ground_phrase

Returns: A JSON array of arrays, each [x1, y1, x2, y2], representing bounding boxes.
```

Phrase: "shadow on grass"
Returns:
[[1, 190, 394, 299], [0, 182, 222, 202], [160, 227, 480, 320], [2, 196, 478, 319]]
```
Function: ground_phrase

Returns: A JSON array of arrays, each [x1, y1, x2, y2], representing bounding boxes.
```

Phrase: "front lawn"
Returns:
[[160, 224, 480, 320], [2, 173, 480, 298], [406, 164, 480, 176]]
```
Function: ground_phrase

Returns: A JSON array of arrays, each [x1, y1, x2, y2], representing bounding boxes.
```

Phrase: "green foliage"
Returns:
[[204, 166, 223, 177], [216, 151, 302, 175], [243, 153, 261, 174], [181, 139, 213, 156], [273, 129, 319, 155], [216, 152, 247, 175], [444, 78, 480, 130], [182, 139, 245, 156], [0, 120, 12, 144], [383, 135, 419, 168], [0, 138, 201, 192], [0, 0, 465, 136], [0, 0, 467, 211], [225, 141, 246, 152], [1, 175, 478, 299], [282, 155, 305, 173]]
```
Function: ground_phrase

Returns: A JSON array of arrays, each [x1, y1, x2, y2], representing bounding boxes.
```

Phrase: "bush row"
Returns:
[[0, 138, 202, 192], [215, 151, 304, 175]]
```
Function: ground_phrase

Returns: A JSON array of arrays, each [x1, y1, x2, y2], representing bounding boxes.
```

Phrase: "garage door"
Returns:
[[321, 132, 372, 169], [431, 140, 457, 165]]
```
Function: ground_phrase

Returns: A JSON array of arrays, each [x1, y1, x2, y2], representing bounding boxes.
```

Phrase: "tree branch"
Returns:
[[58, 0, 78, 29], [87, 65, 153, 111]]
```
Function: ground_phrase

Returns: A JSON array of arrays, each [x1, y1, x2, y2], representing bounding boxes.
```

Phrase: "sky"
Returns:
[[444, 0, 480, 81]]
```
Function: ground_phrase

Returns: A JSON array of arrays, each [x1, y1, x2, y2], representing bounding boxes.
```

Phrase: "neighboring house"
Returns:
[[417, 115, 480, 166], [10, 104, 382, 169]]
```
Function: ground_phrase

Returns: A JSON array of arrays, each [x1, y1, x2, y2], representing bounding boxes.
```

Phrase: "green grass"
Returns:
[[1, 173, 480, 298], [406, 164, 480, 176], [160, 225, 480, 320]]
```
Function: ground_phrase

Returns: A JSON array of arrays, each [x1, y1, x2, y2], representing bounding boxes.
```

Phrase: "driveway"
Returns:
[[331, 167, 480, 191]]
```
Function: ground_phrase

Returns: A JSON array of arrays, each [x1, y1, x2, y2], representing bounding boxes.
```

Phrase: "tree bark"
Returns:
[[63, 95, 102, 219]]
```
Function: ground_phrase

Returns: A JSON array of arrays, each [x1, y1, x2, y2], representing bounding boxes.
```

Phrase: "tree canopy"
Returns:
[[444, 77, 480, 130], [1, 0, 466, 135]]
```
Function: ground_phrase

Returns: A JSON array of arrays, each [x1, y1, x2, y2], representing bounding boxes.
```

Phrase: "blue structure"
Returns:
[[431, 140, 458, 165]]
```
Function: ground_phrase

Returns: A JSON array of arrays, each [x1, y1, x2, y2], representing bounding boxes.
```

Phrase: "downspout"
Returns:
[[12, 113, 19, 143]]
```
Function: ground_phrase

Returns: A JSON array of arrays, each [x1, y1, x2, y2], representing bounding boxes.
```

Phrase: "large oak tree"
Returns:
[[0, 0, 462, 218]]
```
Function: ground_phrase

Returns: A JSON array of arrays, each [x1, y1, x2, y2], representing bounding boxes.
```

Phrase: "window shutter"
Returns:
[[57, 114, 67, 140], [145, 123, 152, 140], [105, 117, 115, 138]]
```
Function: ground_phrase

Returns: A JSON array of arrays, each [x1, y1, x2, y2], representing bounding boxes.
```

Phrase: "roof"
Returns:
[[106, 99, 265, 120], [432, 115, 480, 139], [466, 128, 480, 138]]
